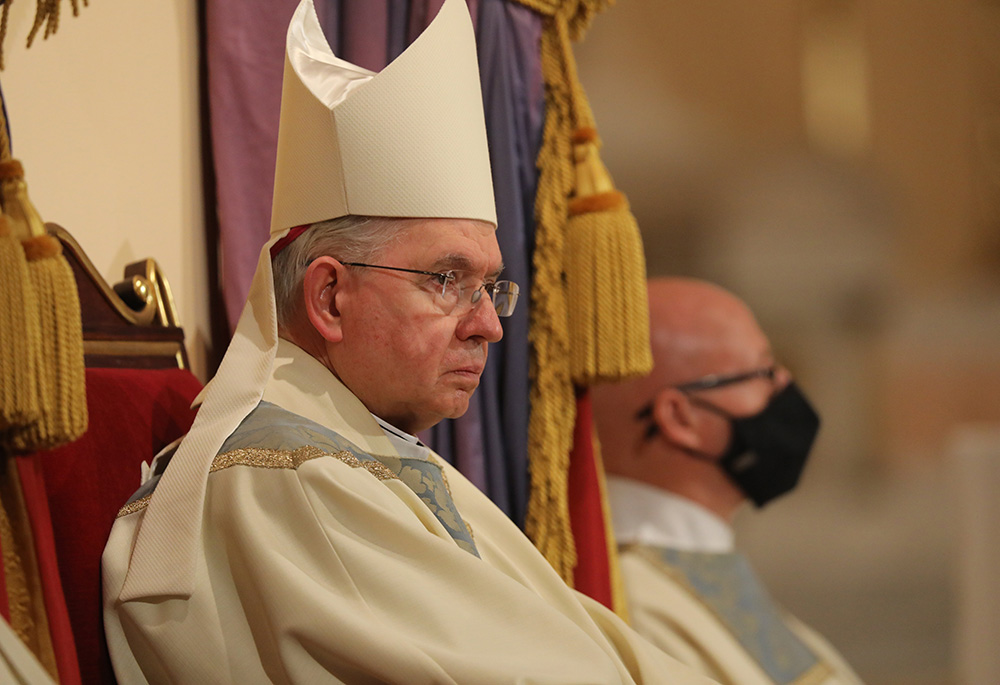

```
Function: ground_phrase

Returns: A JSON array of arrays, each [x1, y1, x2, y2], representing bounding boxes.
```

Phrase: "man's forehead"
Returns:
[[399, 219, 503, 273]]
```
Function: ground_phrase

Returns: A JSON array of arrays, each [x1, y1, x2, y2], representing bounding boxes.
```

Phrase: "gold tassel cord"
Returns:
[[0, 160, 87, 452], [0, 216, 41, 431], [513, 0, 652, 597], [513, 0, 614, 584], [522, 8, 580, 583]]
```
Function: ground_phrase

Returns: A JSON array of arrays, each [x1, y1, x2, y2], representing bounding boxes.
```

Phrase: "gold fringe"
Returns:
[[566, 132, 651, 384], [1, 162, 87, 452], [564, 203, 652, 385], [6, 234, 87, 452], [0, 217, 41, 431]]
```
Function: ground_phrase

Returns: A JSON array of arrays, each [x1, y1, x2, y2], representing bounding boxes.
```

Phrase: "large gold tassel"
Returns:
[[1, 160, 87, 452], [565, 128, 651, 385], [0, 215, 41, 432]]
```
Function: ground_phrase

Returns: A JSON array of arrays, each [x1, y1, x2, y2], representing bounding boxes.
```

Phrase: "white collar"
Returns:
[[607, 475, 734, 553], [372, 414, 434, 462]]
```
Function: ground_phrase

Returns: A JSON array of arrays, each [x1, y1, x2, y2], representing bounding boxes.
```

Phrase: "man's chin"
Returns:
[[441, 392, 474, 420]]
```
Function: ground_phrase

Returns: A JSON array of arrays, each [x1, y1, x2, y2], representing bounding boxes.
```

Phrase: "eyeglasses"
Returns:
[[674, 366, 778, 393], [634, 365, 779, 440], [340, 262, 520, 318]]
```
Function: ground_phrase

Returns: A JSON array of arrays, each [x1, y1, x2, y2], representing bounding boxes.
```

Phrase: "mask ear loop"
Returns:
[[636, 393, 739, 466]]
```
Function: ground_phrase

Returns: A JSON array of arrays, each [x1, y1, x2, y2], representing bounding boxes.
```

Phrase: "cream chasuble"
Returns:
[[610, 477, 862, 685], [103, 342, 713, 684]]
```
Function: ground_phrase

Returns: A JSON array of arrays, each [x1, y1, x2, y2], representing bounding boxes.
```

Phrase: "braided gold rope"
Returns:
[[524, 13, 576, 582], [511, 0, 615, 584]]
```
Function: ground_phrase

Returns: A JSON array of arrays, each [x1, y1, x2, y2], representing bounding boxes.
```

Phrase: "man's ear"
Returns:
[[652, 388, 702, 451], [303, 256, 345, 343]]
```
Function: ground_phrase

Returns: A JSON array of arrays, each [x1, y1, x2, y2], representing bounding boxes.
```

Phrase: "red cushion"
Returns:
[[40, 367, 202, 685]]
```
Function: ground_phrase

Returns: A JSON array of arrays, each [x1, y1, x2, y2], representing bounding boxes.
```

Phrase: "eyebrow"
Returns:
[[431, 253, 505, 280]]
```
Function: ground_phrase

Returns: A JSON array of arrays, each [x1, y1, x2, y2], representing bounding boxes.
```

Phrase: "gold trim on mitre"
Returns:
[[270, 0, 496, 234]]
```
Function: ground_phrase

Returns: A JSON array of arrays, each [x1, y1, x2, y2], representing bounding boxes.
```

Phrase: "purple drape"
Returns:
[[207, 0, 299, 330], [207, 0, 542, 526]]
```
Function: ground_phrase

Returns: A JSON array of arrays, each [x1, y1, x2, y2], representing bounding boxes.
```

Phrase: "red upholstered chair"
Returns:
[[36, 225, 203, 684]]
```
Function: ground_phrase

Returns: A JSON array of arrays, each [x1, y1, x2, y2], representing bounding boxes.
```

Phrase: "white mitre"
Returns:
[[119, 0, 495, 601]]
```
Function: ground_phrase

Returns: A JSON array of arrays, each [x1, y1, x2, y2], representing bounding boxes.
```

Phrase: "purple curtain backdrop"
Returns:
[[206, 0, 542, 525]]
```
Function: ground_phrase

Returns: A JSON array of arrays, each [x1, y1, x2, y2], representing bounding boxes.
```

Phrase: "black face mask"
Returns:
[[689, 382, 820, 507]]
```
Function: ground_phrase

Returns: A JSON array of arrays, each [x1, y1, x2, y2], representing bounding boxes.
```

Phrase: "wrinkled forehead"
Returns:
[[393, 218, 503, 274]]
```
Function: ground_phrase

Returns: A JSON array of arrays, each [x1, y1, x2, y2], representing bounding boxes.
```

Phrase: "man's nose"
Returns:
[[458, 296, 503, 343]]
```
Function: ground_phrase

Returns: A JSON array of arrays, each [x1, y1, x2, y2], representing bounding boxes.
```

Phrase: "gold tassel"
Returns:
[[0, 215, 42, 432], [514, 0, 648, 584], [565, 129, 651, 385], [1, 160, 87, 452]]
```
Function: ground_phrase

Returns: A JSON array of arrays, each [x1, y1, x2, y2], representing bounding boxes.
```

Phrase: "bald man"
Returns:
[[593, 277, 863, 685]]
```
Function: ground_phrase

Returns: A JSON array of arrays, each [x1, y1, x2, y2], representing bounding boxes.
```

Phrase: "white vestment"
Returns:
[[609, 477, 863, 685], [102, 341, 713, 684]]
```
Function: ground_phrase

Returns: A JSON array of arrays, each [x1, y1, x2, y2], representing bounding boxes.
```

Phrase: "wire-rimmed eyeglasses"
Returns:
[[341, 262, 519, 318]]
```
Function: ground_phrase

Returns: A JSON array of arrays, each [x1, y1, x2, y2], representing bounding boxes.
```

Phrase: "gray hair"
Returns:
[[272, 215, 409, 332]]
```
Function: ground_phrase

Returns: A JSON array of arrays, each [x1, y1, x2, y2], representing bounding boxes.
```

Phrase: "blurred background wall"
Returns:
[[3, 0, 998, 682], [575, 1, 1000, 683], [2, 0, 209, 379]]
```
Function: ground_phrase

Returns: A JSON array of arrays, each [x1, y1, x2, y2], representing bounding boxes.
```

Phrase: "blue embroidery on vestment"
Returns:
[[142, 401, 479, 557], [653, 547, 820, 684]]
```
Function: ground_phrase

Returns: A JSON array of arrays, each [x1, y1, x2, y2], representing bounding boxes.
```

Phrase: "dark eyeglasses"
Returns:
[[634, 365, 780, 441], [673, 366, 777, 392], [340, 262, 519, 317]]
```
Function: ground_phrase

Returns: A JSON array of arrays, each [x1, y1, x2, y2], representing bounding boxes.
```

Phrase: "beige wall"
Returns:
[[3, 0, 209, 379]]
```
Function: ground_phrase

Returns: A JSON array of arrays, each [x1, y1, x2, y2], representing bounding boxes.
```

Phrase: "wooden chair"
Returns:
[[35, 224, 203, 684]]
